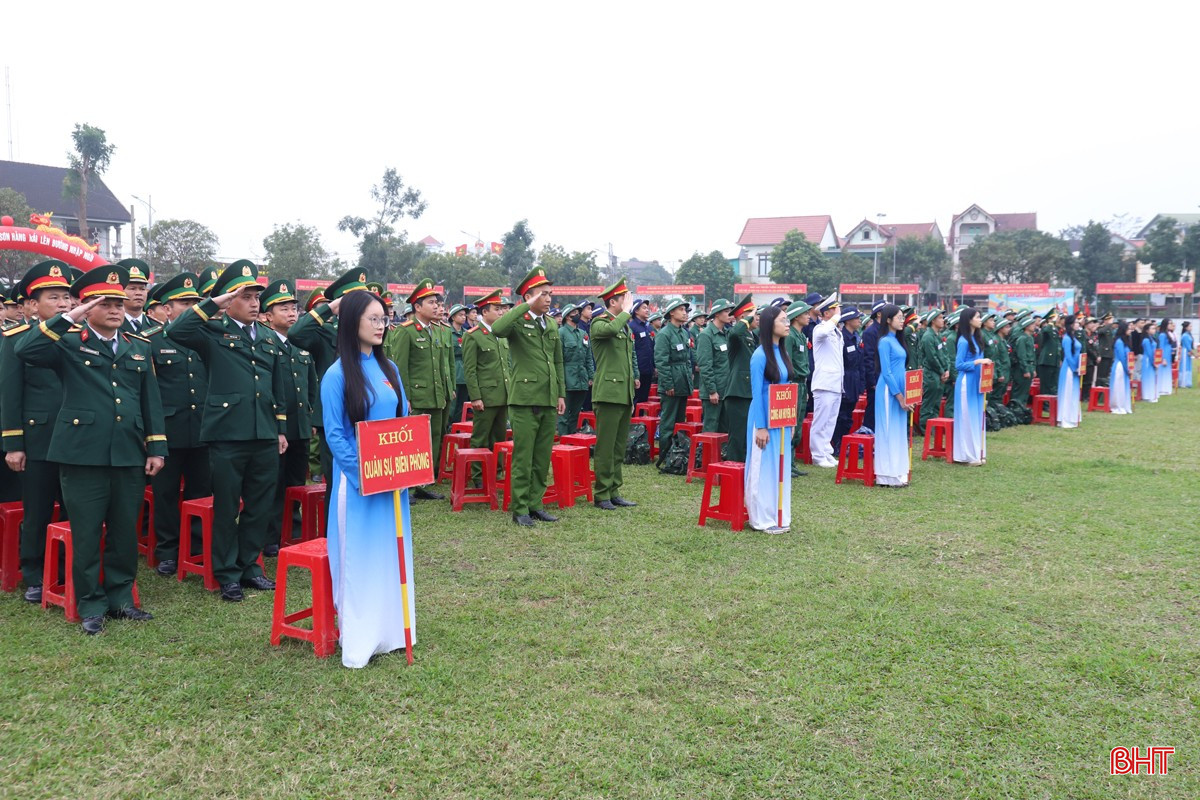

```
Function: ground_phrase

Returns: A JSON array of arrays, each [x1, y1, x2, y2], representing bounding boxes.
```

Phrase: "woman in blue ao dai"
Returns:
[[1057, 315, 1081, 428], [1109, 321, 1133, 414], [952, 308, 989, 466], [873, 305, 913, 487], [744, 305, 793, 533], [1179, 322, 1194, 389], [1140, 322, 1159, 403], [1157, 319, 1175, 396]]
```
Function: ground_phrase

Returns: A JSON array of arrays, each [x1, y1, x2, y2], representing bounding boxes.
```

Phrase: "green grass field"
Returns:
[[2, 387, 1198, 799]]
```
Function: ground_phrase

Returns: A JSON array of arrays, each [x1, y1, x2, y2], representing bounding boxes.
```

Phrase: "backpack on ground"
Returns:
[[656, 430, 692, 475], [624, 422, 650, 464]]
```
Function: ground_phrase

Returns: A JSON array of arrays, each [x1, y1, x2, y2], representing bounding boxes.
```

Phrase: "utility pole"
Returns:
[[5, 66, 13, 159]]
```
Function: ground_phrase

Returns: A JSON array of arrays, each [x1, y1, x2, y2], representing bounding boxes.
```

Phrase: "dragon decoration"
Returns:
[[29, 212, 99, 253]]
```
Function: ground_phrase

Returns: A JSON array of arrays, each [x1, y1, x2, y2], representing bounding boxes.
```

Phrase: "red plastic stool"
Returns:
[[1087, 386, 1111, 413], [560, 433, 597, 452], [281, 484, 327, 547], [460, 404, 474, 422], [136, 485, 157, 568], [1002, 388, 1011, 405], [450, 448, 498, 511], [1032, 394, 1057, 425], [543, 444, 591, 508], [697, 461, 746, 531], [673, 421, 703, 439], [648, 384, 658, 399], [685, 404, 703, 424], [835, 433, 875, 487], [796, 413, 813, 465], [687, 432, 728, 483], [270, 538, 338, 658], [1030, 378, 1041, 396], [634, 401, 660, 418], [450, 421, 473, 435], [1, 501, 61, 592], [576, 410, 597, 430], [437, 432, 473, 483], [42, 521, 140, 623], [854, 393, 867, 412], [851, 407, 865, 430], [493, 441, 514, 511], [922, 418, 954, 463], [938, 397, 947, 417], [178, 497, 259, 591]]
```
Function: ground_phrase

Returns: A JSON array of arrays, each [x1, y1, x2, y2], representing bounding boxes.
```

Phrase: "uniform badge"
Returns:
[[80, 346, 100, 356], [132, 353, 146, 360], [183, 277, 194, 288], [106, 271, 120, 284], [242, 265, 253, 277], [49, 265, 63, 277]]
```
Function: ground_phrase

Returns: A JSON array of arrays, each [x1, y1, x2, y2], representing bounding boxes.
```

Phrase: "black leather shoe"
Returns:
[[81, 616, 104, 635], [107, 606, 154, 621], [23, 585, 42, 603], [241, 575, 276, 591], [611, 497, 637, 507], [155, 559, 177, 577], [531, 510, 558, 522], [220, 582, 244, 602], [594, 499, 617, 510], [414, 487, 445, 500], [263, 544, 280, 557], [512, 514, 535, 527]]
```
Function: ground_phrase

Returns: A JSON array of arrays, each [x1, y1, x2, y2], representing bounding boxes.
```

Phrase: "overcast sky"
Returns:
[[4, 1, 1197, 272]]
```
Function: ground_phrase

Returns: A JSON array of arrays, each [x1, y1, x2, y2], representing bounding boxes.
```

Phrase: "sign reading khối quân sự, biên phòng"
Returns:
[[355, 415, 435, 496]]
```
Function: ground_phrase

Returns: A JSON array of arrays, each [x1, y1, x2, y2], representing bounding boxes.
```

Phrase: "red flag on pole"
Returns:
[[491, 241, 503, 254], [455, 244, 468, 257]]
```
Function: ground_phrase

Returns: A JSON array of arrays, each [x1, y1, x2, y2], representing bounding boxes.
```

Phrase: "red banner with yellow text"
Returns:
[[905, 370, 922, 403]]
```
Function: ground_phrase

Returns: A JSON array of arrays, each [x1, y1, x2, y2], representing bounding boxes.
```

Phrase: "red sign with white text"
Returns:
[[1154, 349, 1164, 367], [1078, 352, 1087, 375], [961, 283, 1050, 295], [979, 362, 994, 394], [839, 283, 920, 295], [389, 283, 444, 296], [637, 284, 704, 295], [1128, 352, 1136, 374], [734, 283, 808, 294], [355, 415, 435, 496], [550, 286, 605, 296], [768, 383, 799, 429], [1095, 282, 1193, 294], [905, 370, 923, 403]]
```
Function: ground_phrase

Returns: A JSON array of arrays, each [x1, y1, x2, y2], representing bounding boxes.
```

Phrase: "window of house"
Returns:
[[757, 253, 769, 276], [862, 230, 871, 240]]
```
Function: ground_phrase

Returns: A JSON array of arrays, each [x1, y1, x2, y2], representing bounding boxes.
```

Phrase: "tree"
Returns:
[[137, 219, 219, 277], [1140, 217, 1183, 282], [960, 229, 1072, 285], [769, 230, 828, 291], [1064, 222, 1128, 308], [0, 188, 38, 284], [338, 168, 427, 284], [61, 123, 116, 242], [880, 235, 951, 292], [1180, 223, 1200, 278], [262, 222, 334, 283], [537, 244, 601, 287], [675, 250, 735, 302], [500, 220, 536, 282], [419, 251, 507, 304]]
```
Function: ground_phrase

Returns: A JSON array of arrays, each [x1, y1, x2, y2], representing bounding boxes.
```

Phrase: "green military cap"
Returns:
[[211, 259, 264, 296], [144, 290, 160, 312], [1101, 311, 1114, 322], [515, 266, 552, 297], [661, 298, 690, 316], [598, 277, 629, 301], [71, 265, 130, 300], [1, 286, 14, 306], [732, 294, 756, 318], [785, 299, 811, 320], [365, 280, 386, 297], [1043, 308, 1059, 321], [398, 303, 412, 317], [1020, 316, 1038, 330], [559, 303, 578, 318], [448, 304, 468, 318], [648, 311, 664, 323], [1003, 308, 1017, 317], [709, 298, 733, 314], [304, 288, 325, 312], [926, 307, 945, 322], [901, 305, 914, 315], [198, 267, 221, 296], [329, 267, 370, 301], [472, 288, 503, 308], [262, 278, 298, 309], [16, 259, 73, 299], [945, 310, 962, 326], [157, 271, 203, 303], [68, 266, 85, 284], [117, 258, 151, 284], [996, 317, 1014, 331], [688, 308, 708, 323], [500, 296, 513, 307]]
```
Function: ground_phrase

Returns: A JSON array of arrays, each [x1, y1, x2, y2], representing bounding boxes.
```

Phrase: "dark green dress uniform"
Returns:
[[439, 319, 456, 434], [904, 313, 921, 371], [1095, 315, 1115, 388], [723, 295, 757, 462], [1009, 319, 1037, 410], [16, 266, 167, 623], [557, 310, 594, 435], [288, 285, 339, 511], [589, 279, 637, 505], [262, 280, 317, 550], [942, 319, 959, 417], [981, 319, 1003, 404], [145, 273, 212, 569], [0, 290, 20, 505], [918, 315, 949, 433], [166, 260, 288, 594], [785, 300, 812, 427], [462, 291, 512, 465], [990, 320, 1013, 406], [696, 299, 732, 434], [117, 259, 152, 334], [1, 262, 73, 591], [492, 268, 566, 520], [652, 302, 694, 459], [1036, 314, 1062, 395]]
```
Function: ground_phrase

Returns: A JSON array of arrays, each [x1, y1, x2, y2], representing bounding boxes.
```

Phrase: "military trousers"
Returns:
[[469, 403, 508, 480], [724, 396, 751, 462], [942, 371, 957, 417], [918, 370, 944, 434], [656, 391, 688, 462], [451, 384, 470, 430], [1095, 357, 1111, 387], [558, 390, 589, 436], [151, 445, 212, 563], [702, 394, 727, 433], [1009, 372, 1033, 410], [19, 458, 67, 587], [593, 402, 632, 502], [314, 427, 332, 533], [0, 460, 20, 503], [266, 437, 310, 547], [413, 407, 448, 480], [208, 440, 277, 586], [508, 405, 556, 517], [634, 372, 653, 404], [988, 377, 1009, 408], [1036, 364, 1059, 396], [59, 464, 140, 618]]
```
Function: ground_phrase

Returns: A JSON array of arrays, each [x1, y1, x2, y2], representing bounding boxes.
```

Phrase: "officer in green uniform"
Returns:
[[198, 267, 221, 297], [784, 299, 812, 477], [653, 299, 694, 463], [981, 314, 1002, 391], [144, 272, 212, 576], [1095, 312, 1115, 388], [0, 287, 20, 503], [166, 260, 288, 602], [1010, 315, 1038, 411], [492, 267, 566, 526], [260, 279, 316, 556], [557, 303, 594, 435], [1080, 316, 1100, 399], [589, 278, 638, 510], [942, 310, 960, 417], [448, 304, 470, 426], [1, 261, 74, 601], [462, 290, 511, 473], [917, 309, 950, 434], [990, 317, 1013, 406], [695, 299, 732, 434], [904, 307, 921, 371], [1036, 309, 1063, 395], [16, 265, 166, 634], [290, 269, 366, 511], [384, 279, 450, 500], [117, 259, 152, 333], [144, 285, 169, 327], [723, 295, 758, 462], [437, 298, 455, 436]]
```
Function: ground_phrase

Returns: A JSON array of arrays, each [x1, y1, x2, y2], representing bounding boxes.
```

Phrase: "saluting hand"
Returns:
[[328, 296, 343, 316], [620, 293, 633, 315], [66, 296, 104, 324], [213, 285, 253, 309], [145, 456, 164, 477]]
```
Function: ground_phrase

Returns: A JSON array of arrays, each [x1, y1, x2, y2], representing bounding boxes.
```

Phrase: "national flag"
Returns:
[[455, 244, 468, 257], [491, 241, 503, 254]]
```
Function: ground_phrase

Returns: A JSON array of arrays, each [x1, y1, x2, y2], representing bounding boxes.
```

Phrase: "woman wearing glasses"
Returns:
[[322, 290, 415, 668]]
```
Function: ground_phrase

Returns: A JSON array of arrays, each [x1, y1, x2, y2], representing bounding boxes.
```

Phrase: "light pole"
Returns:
[[131, 194, 154, 271], [873, 213, 886, 301]]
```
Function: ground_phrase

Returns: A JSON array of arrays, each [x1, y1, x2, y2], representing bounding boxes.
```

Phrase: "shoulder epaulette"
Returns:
[[2, 323, 30, 337], [67, 324, 84, 333], [122, 331, 151, 343], [144, 325, 164, 337], [400, 320, 414, 327]]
